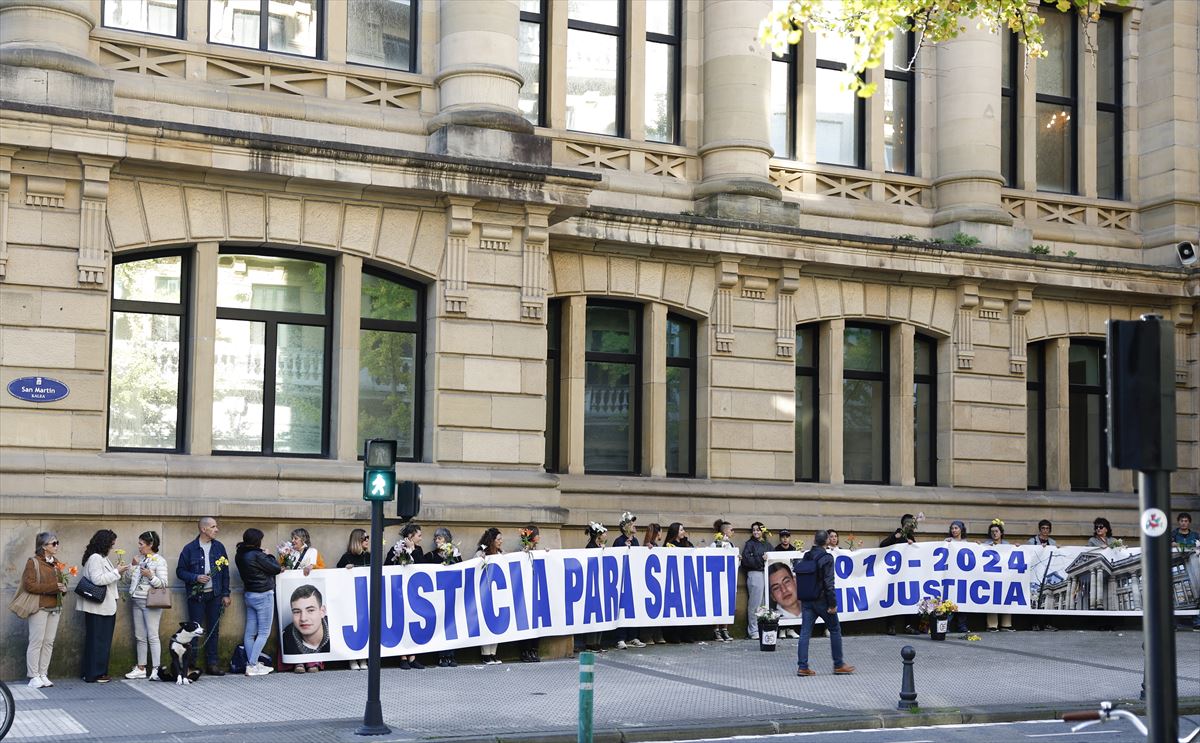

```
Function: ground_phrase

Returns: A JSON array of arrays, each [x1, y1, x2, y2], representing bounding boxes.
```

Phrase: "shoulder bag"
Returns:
[[74, 567, 108, 603], [9, 559, 43, 619], [146, 585, 171, 609]]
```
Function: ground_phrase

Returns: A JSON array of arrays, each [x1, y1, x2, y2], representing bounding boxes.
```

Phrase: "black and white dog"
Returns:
[[156, 621, 204, 684]]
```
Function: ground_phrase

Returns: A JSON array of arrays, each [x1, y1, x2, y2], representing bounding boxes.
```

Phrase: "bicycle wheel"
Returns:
[[0, 678, 14, 740]]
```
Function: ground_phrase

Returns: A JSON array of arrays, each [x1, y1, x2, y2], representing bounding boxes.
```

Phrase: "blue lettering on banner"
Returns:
[[662, 555, 684, 618], [407, 572, 436, 644], [481, 563, 510, 635], [618, 555, 636, 619], [683, 555, 705, 616], [530, 560, 551, 629], [342, 575, 370, 650], [602, 556, 619, 622], [704, 555, 726, 613], [583, 557, 602, 623], [463, 568, 480, 638], [644, 554, 662, 618], [563, 558, 584, 623], [508, 561, 529, 631], [381, 574, 406, 647], [437, 569, 464, 640]]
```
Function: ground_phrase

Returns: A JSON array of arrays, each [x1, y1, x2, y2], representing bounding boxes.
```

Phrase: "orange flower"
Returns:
[[69, 565, 78, 576]]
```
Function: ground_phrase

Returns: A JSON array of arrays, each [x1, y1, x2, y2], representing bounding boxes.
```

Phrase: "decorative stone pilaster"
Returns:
[[776, 266, 800, 358], [713, 260, 738, 354], [442, 199, 474, 314], [1173, 301, 1195, 386], [521, 206, 552, 321], [0, 0, 114, 111], [954, 282, 979, 369], [77, 156, 113, 285], [1009, 288, 1033, 375], [0, 147, 12, 279]]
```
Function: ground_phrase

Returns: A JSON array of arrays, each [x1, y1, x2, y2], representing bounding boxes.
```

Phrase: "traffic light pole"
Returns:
[[1138, 470, 1177, 743], [357, 497, 389, 736]]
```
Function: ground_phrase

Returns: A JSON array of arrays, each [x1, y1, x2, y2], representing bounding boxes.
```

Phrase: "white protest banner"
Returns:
[[276, 547, 738, 663], [764, 542, 1200, 625]]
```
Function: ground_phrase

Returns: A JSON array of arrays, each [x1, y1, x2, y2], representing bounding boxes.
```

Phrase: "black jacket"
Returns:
[[613, 534, 639, 547], [804, 546, 837, 605], [236, 547, 283, 594], [741, 538, 770, 572], [385, 545, 424, 566], [336, 551, 371, 568], [879, 530, 910, 548]]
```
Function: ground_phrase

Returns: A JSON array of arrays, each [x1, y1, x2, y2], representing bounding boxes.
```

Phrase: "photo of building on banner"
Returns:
[[274, 547, 740, 664], [764, 543, 1200, 626]]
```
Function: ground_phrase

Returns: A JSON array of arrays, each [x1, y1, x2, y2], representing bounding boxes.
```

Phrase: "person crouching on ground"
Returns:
[[796, 530, 854, 677]]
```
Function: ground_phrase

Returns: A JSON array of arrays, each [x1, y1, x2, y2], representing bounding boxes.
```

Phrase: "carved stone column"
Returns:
[[0, 0, 113, 111], [0, 147, 13, 279], [776, 266, 799, 358], [521, 206, 552, 321], [713, 260, 738, 354], [954, 282, 979, 370], [77, 156, 113, 285], [1009, 287, 1033, 374], [442, 198, 474, 315]]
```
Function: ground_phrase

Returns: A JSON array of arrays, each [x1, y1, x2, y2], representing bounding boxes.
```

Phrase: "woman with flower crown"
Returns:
[[577, 522, 610, 653], [709, 519, 736, 643], [610, 514, 646, 650], [476, 528, 505, 664], [981, 519, 1014, 632]]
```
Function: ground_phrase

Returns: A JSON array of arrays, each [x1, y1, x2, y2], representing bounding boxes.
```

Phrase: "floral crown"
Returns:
[[587, 521, 608, 536], [619, 511, 637, 526], [990, 518, 1005, 528]]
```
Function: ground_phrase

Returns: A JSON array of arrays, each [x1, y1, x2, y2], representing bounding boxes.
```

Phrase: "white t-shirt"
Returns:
[[199, 540, 213, 592], [296, 546, 319, 569]]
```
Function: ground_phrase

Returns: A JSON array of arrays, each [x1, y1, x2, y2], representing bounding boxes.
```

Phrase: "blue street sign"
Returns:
[[7, 376, 69, 403]]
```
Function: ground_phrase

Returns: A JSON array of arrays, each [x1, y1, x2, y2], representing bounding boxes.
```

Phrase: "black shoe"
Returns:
[[398, 660, 411, 670], [438, 658, 450, 668], [478, 655, 491, 665], [409, 660, 424, 670], [903, 625, 920, 635], [446, 658, 458, 667], [886, 626, 897, 636], [205, 666, 225, 677]]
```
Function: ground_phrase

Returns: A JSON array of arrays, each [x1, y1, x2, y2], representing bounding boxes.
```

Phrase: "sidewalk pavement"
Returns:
[[6, 629, 1199, 742]]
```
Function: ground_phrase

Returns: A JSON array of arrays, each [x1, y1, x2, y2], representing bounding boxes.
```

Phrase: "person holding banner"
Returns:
[[709, 520, 735, 643], [386, 523, 424, 567], [336, 529, 371, 569], [476, 528, 505, 664], [882, 515, 919, 636], [662, 523, 695, 644], [612, 515, 648, 650], [518, 524, 547, 661], [775, 529, 798, 552], [1087, 517, 1116, 548], [640, 523, 667, 646], [795, 530, 854, 677], [742, 522, 771, 640], [981, 520, 1015, 632], [945, 521, 973, 636], [425, 527, 462, 666], [579, 523, 609, 652]]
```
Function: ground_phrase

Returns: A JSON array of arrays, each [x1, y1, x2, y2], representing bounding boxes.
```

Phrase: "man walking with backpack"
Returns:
[[794, 530, 855, 677]]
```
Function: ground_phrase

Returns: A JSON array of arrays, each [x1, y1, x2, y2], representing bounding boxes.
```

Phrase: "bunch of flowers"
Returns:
[[437, 541, 461, 565], [842, 534, 863, 550], [901, 512, 927, 541], [916, 597, 958, 617], [758, 527, 773, 542], [113, 548, 127, 565], [1108, 538, 1126, 550], [391, 538, 416, 566], [278, 541, 299, 570], [754, 605, 779, 622], [189, 555, 229, 597], [55, 563, 78, 609], [712, 531, 733, 547], [519, 528, 539, 551]]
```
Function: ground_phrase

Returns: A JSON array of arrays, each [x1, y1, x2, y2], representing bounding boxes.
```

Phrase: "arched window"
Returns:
[[358, 268, 424, 462], [843, 322, 888, 483]]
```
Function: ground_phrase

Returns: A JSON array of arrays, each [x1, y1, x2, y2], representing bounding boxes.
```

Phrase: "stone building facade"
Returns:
[[0, 0, 1196, 672]]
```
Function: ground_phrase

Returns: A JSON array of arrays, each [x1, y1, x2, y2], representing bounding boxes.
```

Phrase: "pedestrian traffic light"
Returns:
[[397, 480, 421, 521], [1107, 316, 1176, 472], [362, 439, 396, 502]]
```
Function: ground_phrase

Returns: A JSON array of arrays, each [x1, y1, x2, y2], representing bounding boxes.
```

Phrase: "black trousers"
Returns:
[[82, 612, 116, 681], [186, 592, 224, 666]]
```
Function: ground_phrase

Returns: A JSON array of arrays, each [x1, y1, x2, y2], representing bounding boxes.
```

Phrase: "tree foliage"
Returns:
[[759, 0, 1128, 97]]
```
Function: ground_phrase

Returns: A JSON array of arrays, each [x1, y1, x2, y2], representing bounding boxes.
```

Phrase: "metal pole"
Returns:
[[357, 498, 390, 736], [897, 645, 917, 710], [1138, 470, 1177, 743], [577, 651, 594, 743]]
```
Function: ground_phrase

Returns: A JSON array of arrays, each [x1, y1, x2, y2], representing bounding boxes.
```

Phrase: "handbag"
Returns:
[[146, 585, 171, 609], [74, 575, 107, 603], [9, 587, 41, 619]]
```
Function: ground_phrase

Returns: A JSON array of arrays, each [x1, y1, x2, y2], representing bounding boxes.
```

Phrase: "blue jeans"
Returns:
[[797, 601, 845, 671], [186, 591, 224, 666], [243, 591, 274, 668]]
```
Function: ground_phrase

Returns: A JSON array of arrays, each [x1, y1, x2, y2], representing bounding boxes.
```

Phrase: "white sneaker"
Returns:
[[39, 675, 53, 687], [628, 638, 646, 648], [125, 667, 146, 679], [256, 664, 274, 676], [616, 640, 628, 650], [28, 676, 45, 688], [245, 663, 258, 677]]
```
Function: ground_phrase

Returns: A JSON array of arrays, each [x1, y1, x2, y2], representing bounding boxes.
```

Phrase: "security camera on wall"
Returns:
[[1179, 241, 1198, 266]]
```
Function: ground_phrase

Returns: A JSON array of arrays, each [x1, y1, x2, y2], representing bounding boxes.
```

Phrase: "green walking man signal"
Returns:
[[362, 439, 397, 502]]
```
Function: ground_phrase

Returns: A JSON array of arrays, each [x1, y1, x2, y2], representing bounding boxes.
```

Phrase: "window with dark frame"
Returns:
[[1096, 11, 1122, 200], [1035, 8, 1077, 194], [815, 31, 866, 168], [347, 0, 416, 72], [519, 0, 547, 127], [1001, 32, 1019, 187], [102, 0, 184, 37], [566, 2, 625, 136], [770, 44, 797, 160], [883, 29, 915, 175], [843, 323, 888, 484], [544, 298, 562, 472], [209, 0, 322, 58], [358, 268, 424, 463], [1068, 339, 1107, 491], [913, 334, 936, 486], [794, 325, 818, 482], [665, 312, 695, 477], [212, 251, 333, 457], [108, 250, 191, 452], [583, 300, 641, 474], [1026, 342, 1046, 490], [644, 0, 681, 144]]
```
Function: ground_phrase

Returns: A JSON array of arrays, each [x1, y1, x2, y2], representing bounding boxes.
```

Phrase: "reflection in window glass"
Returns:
[[794, 325, 817, 482], [883, 78, 909, 173], [519, 18, 544, 125], [843, 324, 887, 483], [114, 255, 182, 303], [1068, 341, 1106, 491], [1026, 343, 1045, 490], [645, 0, 674, 35], [913, 336, 935, 486], [815, 68, 860, 166], [566, 28, 619, 135], [1096, 13, 1121, 200], [645, 41, 676, 143], [1036, 102, 1073, 193], [568, 0, 619, 26], [586, 305, 637, 353], [347, 0, 413, 71], [359, 272, 421, 461], [210, 0, 318, 57], [103, 0, 180, 36], [666, 314, 694, 477], [216, 255, 326, 313], [1036, 12, 1072, 98], [584, 303, 640, 474], [212, 318, 266, 452], [1035, 10, 1075, 194], [274, 324, 325, 454], [544, 300, 561, 471], [770, 58, 793, 159], [361, 273, 417, 322]]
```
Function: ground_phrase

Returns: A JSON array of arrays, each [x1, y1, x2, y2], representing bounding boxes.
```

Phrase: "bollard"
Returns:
[[897, 645, 917, 710], [578, 651, 595, 743]]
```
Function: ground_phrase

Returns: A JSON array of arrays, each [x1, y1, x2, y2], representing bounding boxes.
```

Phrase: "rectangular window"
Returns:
[[1035, 9, 1076, 193], [769, 0, 796, 159], [665, 313, 695, 477], [108, 252, 189, 451], [815, 31, 865, 168], [212, 253, 332, 456], [566, 2, 624, 136], [1068, 340, 1107, 491], [544, 299, 562, 472], [103, 0, 182, 37], [1001, 32, 1019, 187], [843, 323, 888, 483], [644, 0, 681, 143], [1096, 12, 1122, 200], [347, 0, 415, 71], [883, 30, 915, 174], [913, 335, 936, 486], [210, 0, 321, 58], [794, 325, 818, 482], [519, 0, 546, 126], [584, 301, 641, 474], [1026, 343, 1046, 490], [358, 270, 423, 462]]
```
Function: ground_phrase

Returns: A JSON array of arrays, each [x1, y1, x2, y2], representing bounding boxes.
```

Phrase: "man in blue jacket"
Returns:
[[796, 529, 855, 677], [177, 517, 231, 675]]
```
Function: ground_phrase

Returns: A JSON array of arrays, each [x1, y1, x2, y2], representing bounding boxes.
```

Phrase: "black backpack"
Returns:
[[792, 550, 822, 602]]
